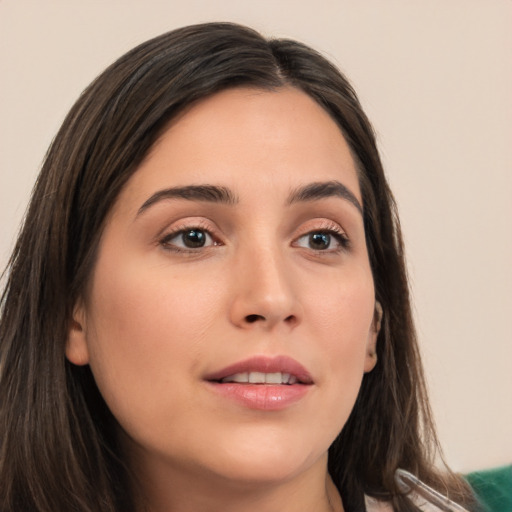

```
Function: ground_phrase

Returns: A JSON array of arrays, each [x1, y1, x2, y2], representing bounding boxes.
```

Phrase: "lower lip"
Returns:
[[206, 382, 311, 411]]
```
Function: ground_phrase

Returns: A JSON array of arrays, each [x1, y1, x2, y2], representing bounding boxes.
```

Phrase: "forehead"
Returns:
[[114, 86, 362, 215]]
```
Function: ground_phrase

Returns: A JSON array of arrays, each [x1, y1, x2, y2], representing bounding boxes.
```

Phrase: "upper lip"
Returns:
[[204, 355, 314, 384]]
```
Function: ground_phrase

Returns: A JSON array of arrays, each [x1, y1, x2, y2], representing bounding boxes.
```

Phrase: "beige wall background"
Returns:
[[1, 0, 511, 472]]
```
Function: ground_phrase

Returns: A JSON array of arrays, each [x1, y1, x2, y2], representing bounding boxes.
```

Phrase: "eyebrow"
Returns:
[[137, 185, 238, 216], [136, 180, 363, 217], [287, 181, 363, 215]]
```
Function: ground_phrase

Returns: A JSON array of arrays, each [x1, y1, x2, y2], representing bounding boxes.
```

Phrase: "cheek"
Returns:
[[302, 266, 375, 400], [305, 264, 375, 345], [88, 254, 220, 347], [82, 256, 222, 423]]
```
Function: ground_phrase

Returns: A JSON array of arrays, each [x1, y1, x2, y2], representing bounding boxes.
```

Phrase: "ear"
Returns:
[[364, 301, 382, 373], [66, 301, 90, 366]]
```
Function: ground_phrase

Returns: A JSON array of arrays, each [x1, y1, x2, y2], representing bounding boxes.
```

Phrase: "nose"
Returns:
[[228, 245, 302, 331]]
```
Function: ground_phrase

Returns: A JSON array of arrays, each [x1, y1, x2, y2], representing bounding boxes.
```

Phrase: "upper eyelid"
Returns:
[[156, 217, 219, 239], [294, 226, 349, 242], [155, 216, 348, 241], [292, 219, 351, 247], [161, 226, 215, 240], [297, 226, 346, 237], [158, 225, 222, 254], [292, 218, 347, 236]]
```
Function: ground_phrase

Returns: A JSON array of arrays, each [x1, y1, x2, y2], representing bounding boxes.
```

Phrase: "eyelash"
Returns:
[[159, 222, 221, 254], [293, 223, 350, 254], [158, 222, 350, 254]]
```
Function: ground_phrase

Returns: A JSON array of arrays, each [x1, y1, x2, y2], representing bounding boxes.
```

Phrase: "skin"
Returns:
[[67, 87, 380, 512]]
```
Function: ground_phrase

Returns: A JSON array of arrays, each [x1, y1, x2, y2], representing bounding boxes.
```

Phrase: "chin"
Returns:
[[206, 455, 320, 488], [195, 426, 330, 486]]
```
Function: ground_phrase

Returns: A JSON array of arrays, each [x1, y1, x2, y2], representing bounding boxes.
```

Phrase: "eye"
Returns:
[[160, 228, 217, 251], [294, 230, 349, 252]]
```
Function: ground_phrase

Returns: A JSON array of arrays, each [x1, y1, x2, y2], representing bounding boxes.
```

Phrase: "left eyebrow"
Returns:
[[287, 180, 363, 215]]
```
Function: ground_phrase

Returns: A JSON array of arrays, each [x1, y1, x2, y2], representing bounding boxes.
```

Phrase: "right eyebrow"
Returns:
[[136, 184, 238, 217]]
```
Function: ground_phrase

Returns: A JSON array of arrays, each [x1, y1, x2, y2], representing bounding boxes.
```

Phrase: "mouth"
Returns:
[[219, 371, 301, 385], [204, 356, 313, 411], [205, 355, 314, 385]]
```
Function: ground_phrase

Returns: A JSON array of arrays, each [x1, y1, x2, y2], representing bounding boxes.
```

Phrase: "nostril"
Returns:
[[245, 314, 265, 323], [283, 315, 299, 328]]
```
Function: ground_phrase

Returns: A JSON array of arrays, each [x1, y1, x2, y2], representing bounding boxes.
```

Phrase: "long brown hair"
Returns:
[[0, 22, 473, 511]]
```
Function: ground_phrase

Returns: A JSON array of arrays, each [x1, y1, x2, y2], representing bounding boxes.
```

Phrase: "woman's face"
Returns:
[[67, 87, 378, 488]]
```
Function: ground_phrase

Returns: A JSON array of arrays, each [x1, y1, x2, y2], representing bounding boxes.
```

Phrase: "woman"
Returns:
[[0, 22, 475, 512]]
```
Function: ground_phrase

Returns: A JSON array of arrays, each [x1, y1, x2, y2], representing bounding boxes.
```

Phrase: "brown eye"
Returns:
[[161, 228, 216, 251], [308, 232, 331, 250], [294, 230, 349, 252], [181, 229, 207, 248]]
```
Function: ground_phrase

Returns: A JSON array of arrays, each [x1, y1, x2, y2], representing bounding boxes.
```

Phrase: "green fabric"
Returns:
[[465, 465, 512, 512]]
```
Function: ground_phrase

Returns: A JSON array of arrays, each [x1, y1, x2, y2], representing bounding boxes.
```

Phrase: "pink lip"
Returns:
[[205, 355, 314, 384], [204, 355, 313, 411]]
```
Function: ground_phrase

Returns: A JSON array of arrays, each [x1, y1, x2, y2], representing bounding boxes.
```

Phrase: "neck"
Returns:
[[130, 453, 344, 512]]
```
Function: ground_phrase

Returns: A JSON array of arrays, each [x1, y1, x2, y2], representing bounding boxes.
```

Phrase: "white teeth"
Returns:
[[249, 371, 265, 383], [230, 372, 249, 383], [265, 372, 282, 384], [220, 372, 297, 384]]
